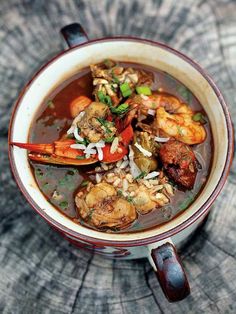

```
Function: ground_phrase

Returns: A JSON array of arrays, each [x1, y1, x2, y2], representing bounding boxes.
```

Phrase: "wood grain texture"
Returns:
[[1, 0, 236, 313]]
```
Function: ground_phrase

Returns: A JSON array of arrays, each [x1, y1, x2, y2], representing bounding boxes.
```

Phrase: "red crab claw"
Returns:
[[11, 139, 97, 166], [11, 124, 134, 166]]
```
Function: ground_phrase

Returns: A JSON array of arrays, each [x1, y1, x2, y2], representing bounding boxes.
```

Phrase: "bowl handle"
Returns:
[[147, 240, 190, 302], [60, 23, 89, 48]]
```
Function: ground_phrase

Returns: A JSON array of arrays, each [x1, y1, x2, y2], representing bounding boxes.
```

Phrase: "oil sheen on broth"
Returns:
[[29, 62, 212, 233]]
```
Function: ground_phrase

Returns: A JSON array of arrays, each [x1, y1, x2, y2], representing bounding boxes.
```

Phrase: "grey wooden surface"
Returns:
[[1, 0, 236, 313]]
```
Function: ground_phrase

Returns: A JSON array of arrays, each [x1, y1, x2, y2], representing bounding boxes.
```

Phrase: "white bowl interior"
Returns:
[[10, 40, 228, 242]]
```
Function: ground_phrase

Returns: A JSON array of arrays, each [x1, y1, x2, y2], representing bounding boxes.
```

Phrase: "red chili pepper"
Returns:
[[102, 144, 128, 162], [120, 124, 133, 146], [101, 124, 133, 162]]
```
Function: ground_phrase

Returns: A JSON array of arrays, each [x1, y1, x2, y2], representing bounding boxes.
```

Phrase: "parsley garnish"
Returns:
[[98, 91, 112, 106], [104, 136, 115, 143], [135, 171, 147, 180], [97, 91, 129, 116], [177, 125, 184, 136], [35, 168, 44, 178], [96, 117, 113, 133], [76, 138, 90, 145], [127, 195, 134, 203], [192, 112, 207, 124], [81, 180, 89, 187], [59, 201, 68, 210], [111, 103, 129, 115], [179, 195, 195, 211], [88, 208, 95, 220], [47, 99, 55, 109]]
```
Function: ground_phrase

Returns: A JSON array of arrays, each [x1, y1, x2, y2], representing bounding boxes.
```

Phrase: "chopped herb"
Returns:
[[88, 208, 95, 220], [136, 86, 152, 96], [104, 136, 115, 143], [81, 180, 89, 187], [68, 169, 77, 175], [98, 91, 129, 116], [117, 189, 123, 197], [177, 125, 184, 136], [179, 195, 195, 211], [104, 59, 114, 68], [58, 174, 75, 191], [98, 91, 112, 106], [177, 86, 191, 102], [35, 168, 44, 178], [111, 69, 120, 84], [135, 171, 147, 180], [151, 102, 156, 109], [42, 182, 50, 189], [76, 138, 90, 145], [127, 195, 134, 203], [192, 112, 207, 124], [66, 133, 74, 139], [111, 103, 129, 115], [59, 201, 68, 210], [120, 83, 132, 97], [96, 117, 112, 133], [47, 100, 55, 109], [76, 155, 86, 160]]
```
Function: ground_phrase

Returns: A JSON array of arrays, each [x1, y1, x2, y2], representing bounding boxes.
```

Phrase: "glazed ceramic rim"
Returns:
[[8, 36, 234, 247]]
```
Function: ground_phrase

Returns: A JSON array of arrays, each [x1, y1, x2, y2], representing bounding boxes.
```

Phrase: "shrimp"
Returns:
[[127, 93, 206, 145], [156, 106, 206, 145]]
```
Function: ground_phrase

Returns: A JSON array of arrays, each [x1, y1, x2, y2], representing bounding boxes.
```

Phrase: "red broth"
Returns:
[[29, 62, 213, 233]]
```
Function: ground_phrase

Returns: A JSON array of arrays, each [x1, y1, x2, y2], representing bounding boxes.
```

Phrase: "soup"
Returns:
[[13, 60, 213, 233]]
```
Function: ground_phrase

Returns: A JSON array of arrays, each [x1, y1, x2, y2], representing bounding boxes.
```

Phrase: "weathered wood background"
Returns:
[[1, 0, 236, 313]]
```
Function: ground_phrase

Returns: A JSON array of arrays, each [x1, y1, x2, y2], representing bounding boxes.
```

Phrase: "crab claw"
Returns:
[[11, 124, 134, 166], [11, 140, 98, 166], [11, 142, 54, 154], [28, 153, 97, 166]]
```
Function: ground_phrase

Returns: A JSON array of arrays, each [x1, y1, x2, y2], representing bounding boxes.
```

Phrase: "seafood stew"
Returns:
[[13, 60, 212, 232]]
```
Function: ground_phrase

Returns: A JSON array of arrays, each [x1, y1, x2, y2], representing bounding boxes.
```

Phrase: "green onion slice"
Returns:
[[120, 83, 132, 97], [136, 86, 152, 96], [192, 112, 207, 124]]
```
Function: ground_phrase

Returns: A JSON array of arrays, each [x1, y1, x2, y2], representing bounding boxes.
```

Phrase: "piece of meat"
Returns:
[[159, 139, 197, 189]]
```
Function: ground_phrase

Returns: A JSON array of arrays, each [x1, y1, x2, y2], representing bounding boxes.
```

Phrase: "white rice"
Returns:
[[120, 160, 129, 169], [122, 179, 129, 191], [67, 111, 85, 136], [144, 171, 160, 180], [70, 144, 86, 150], [154, 136, 170, 143], [129, 145, 142, 178], [97, 147, 103, 161], [116, 160, 122, 168], [96, 173, 102, 183], [66, 125, 75, 135], [74, 127, 84, 142], [140, 94, 149, 100], [134, 142, 152, 157], [84, 148, 97, 155], [148, 109, 156, 116], [110, 137, 119, 154], [95, 140, 105, 148], [86, 143, 97, 150]]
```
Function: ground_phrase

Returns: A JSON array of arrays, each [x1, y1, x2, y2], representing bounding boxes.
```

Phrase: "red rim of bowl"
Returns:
[[8, 36, 234, 247]]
